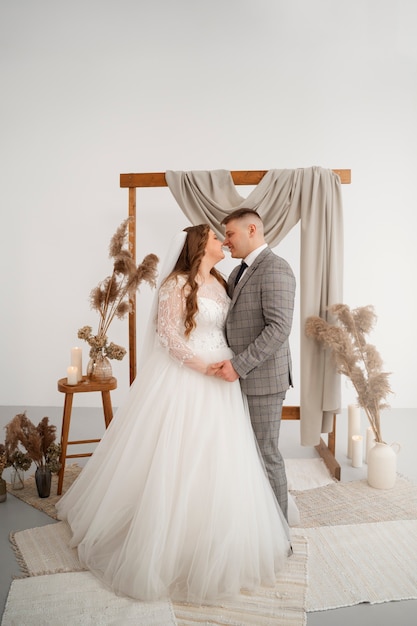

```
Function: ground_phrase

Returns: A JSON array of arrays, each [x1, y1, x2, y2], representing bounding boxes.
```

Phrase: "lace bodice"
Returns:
[[157, 275, 231, 373]]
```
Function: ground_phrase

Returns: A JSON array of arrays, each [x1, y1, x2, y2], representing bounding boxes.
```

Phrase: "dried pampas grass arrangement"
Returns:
[[78, 218, 159, 361], [305, 304, 392, 443], [5, 413, 61, 473]]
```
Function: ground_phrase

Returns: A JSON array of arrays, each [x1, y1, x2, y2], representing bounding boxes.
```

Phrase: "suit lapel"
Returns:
[[229, 248, 271, 308]]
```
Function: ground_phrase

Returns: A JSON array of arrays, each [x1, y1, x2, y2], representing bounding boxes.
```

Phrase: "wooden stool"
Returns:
[[56, 376, 117, 495]]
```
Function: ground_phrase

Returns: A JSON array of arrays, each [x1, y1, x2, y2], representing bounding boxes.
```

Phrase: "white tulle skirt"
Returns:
[[56, 344, 291, 604]]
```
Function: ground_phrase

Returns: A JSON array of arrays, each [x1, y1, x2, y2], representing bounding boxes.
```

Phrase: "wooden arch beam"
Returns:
[[120, 169, 351, 188]]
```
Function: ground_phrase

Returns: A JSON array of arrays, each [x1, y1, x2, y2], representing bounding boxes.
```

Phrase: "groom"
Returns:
[[211, 208, 295, 520]]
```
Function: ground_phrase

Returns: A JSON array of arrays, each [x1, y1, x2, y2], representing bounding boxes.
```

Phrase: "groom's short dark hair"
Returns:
[[221, 208, 262, 226]]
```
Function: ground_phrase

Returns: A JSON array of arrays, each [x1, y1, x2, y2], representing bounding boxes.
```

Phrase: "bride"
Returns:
[[56, 224, 292, 605]]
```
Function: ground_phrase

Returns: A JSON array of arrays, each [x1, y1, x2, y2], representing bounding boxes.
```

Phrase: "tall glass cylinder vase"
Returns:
[[11, 468, 25, 490]]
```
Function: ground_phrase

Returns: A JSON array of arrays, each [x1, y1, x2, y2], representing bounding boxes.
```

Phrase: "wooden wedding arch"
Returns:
[[120, 169, 352, 479]]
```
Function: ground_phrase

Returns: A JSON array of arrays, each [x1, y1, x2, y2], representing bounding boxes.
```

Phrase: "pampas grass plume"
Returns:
[[305, 304, 392, 442]]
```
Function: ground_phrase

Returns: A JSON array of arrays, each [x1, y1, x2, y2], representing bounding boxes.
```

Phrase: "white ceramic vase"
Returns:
[[367, 441, 401, 489]]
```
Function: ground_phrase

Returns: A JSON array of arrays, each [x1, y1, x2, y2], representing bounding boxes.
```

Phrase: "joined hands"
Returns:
[[206, 360, 239, 382]]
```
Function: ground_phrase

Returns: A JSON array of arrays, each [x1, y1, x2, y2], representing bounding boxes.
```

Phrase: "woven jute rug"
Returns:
[[6, 464, 82, 519], [8, 522, 308, 626], [292, 474, 417, 527]]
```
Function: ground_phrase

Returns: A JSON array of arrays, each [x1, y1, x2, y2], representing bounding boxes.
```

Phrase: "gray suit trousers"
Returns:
[[246, 392, 288, 520]]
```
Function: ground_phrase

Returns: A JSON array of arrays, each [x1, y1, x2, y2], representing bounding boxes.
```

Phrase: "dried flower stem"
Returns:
[[0, 445, 7, 477], [305, 304, 392, 443], [97, 272, 132, 337]]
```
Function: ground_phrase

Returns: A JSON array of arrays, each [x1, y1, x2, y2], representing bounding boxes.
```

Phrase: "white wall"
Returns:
[[1, 0, 416, 410]]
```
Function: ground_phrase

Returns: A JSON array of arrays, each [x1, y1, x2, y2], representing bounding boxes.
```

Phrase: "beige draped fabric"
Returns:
[[165, 167, 343, 446]]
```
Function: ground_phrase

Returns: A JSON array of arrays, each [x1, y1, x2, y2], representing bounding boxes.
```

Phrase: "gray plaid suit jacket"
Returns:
[[226, 247, 296, 396]]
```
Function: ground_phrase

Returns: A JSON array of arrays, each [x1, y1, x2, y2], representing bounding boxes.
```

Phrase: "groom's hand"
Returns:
[[213, 360, 239, 382]]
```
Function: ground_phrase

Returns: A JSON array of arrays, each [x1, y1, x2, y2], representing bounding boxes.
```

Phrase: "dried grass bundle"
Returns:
[[305, 304, 392, 443], [4, 413, 61, 472], [0, 440, 31, 475], [0, 444, 7, 477], [79, 218, 159, 360]]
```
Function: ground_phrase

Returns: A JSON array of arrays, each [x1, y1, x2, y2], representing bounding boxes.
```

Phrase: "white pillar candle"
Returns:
[[365, 426, 376, 463], [67, 365, 78, 385], [347, 404, 361, 459], [71, 347, 83, 381], [351, 435, 363, 468]]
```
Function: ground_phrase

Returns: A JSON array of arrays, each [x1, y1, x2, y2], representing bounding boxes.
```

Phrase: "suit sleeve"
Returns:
[[231, 261, 295, 378]]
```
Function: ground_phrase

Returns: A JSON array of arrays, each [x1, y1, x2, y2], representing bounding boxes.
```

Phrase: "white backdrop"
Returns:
[[1, 0, 416, 411]]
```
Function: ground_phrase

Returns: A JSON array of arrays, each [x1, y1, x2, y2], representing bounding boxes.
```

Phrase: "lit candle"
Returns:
[[351, 435, 363, 468], [71, 347, 83, 381], [365, 426, 375, 463], [347, 404, 361, 459], [67, 365, 78, 385]]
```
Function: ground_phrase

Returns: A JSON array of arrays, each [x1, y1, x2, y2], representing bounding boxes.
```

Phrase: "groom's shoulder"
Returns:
[[259, 247, 292, 271]]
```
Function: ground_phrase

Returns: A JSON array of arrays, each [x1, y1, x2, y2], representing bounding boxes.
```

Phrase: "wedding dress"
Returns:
[[56, 275, 292, 604]]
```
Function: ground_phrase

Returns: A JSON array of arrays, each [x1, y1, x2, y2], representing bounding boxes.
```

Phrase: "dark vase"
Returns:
[[35, 467, 52, 498]]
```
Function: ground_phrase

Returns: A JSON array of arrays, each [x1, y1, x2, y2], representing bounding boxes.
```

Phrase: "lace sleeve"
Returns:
[[157, 276, 208, 374]]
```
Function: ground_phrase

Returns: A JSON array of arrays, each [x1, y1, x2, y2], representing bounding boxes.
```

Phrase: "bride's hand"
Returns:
[[207, 360, 239, 382], [206, 363, 222, 376]]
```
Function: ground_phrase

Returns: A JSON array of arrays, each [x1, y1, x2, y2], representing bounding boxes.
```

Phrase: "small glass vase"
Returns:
[[87, 351, 113, 381], [11, 468, 25, 490], [35, 467, 52, 498]]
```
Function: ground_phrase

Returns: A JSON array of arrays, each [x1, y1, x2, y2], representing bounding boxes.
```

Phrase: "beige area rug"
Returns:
[[176, 535, 307, 625], [7, 461, 417, 618], [292, 474, 417, 527], [1, 571, 178, 626], [304, 519, 417, 611], [285, 458, 335, 491], [8, 522, 308, 626]]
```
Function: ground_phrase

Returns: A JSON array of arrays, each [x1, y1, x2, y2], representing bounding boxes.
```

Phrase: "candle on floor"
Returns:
[[347, 404, 361, 459], [67, 365, 78, 385], [351, 435, 363, 468], [71, 347, 83, 381], [365, 426, 375, 463]]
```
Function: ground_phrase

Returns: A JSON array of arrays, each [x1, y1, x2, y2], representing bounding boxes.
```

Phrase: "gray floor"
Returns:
[[1, 406, 416, 625]]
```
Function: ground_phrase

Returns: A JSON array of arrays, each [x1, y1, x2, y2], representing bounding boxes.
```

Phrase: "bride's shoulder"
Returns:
[[160, 273, 187, 294]]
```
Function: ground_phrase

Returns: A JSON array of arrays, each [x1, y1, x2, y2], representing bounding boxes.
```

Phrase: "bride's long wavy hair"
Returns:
[[166, 224, 226, 337]]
